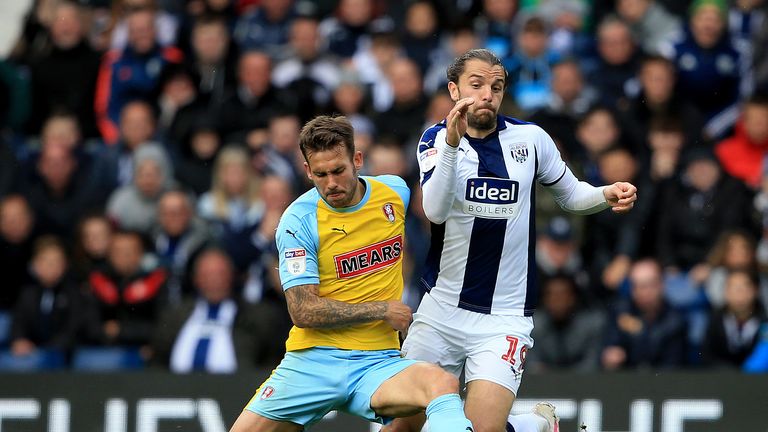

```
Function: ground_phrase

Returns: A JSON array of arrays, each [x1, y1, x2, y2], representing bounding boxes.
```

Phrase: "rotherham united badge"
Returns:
[[260, 386, 275, 400], [382, 203, 396, 223]]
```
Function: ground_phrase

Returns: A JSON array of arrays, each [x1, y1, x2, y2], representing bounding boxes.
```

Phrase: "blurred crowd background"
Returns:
[[0, 0, 768, 374]]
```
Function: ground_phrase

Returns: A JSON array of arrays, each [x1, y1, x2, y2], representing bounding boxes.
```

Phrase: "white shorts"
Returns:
[[401, 293, 534, 395]]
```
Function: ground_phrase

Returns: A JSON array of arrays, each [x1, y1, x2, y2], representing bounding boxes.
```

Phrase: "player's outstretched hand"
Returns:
[[445, 97, 474, 147], [384, 300, 413, 335], [603, 181, 637, 213]]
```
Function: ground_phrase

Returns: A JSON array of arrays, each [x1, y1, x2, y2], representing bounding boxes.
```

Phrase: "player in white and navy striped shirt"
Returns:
[[385, 49, 637, 432]]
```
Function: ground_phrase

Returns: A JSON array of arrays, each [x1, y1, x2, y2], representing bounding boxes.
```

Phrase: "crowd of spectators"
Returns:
[[1, 0, 768, 373]]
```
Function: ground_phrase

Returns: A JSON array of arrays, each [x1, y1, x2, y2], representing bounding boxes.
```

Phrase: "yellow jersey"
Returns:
[[276, 175, 410, 352]]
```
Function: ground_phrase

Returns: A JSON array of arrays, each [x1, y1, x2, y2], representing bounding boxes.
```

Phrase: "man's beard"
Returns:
[[467, 109, 496, 131], [458, 90, 497, 132]]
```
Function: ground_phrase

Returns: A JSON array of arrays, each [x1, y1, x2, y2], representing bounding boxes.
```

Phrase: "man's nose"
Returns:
[[480, 85, 493, 101]]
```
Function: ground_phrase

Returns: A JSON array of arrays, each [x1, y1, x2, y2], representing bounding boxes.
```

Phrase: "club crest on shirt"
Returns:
[[284, 248, 306, 275], [510, 142, 528, 163], [382, 203, 396, 223], [260, 386, 275, 400]]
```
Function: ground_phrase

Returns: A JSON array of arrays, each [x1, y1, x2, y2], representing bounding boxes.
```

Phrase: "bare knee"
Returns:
[[419, 364, 460, 400]]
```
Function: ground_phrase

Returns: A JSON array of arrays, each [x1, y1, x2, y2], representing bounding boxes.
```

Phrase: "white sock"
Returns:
[[506, 413, 548, 432]]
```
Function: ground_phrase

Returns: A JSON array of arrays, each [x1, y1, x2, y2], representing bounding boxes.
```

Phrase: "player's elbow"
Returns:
[[292, 320, 309, 328], [555, 198, 578, 214], [291, 314, 313, 328], [286, 306, 311, 328], [553, 194, 583, 214], [290, 316, 311, 328]]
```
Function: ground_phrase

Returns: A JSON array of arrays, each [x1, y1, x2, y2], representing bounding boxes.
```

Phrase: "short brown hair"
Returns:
[[446, 48, 508, 89], [32, 235, 66, 260], [521, 16, 547, 34], [299, 115, 355, 162]]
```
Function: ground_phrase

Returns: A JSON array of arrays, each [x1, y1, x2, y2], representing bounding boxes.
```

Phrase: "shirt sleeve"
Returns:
[[546, 167, 610, 214], [374, 175, 411, 209], [535, 126, 609, 214], [416, 122, 446, 186], [417, 123, 458, 224], [276, 209, 320, 290], [534, 126, 568, 186]]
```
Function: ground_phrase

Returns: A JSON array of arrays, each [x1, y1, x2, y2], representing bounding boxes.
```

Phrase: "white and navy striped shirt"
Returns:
[[417, 115, 603, 316]]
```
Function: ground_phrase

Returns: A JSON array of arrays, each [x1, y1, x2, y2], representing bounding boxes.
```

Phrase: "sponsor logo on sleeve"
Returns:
[[419, 147, 438, 172], [284, 248, 307, 275], [333, 235, 402, 279]]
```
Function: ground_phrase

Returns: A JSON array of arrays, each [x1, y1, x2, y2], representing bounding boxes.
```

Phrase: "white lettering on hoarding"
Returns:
[[105, 399, 127, 432], [48, 399, 70, 432], [0, 399, 40, 429], [137, 399, 196, 432], [661, 400, 722, 432]]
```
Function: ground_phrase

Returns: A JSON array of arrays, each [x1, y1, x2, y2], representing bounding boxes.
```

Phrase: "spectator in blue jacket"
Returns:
[[504, 15, 561, 114], [587, 17, 641, 109], [95, 8, 182, 144], [667, 0, 742, 140], [234, 0, 297, 60], [474, 0, 518, 58], [319, 0, 382, 59]]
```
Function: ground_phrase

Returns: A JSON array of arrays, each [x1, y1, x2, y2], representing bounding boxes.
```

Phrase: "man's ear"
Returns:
[[304, 161, 312, 179], [448, 81, 460, 102]]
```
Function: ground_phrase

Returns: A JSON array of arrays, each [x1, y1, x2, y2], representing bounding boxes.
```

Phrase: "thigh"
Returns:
[[245, 349, 343, 427], [230, 410, 303, 432], [345, 350, 421, 423], [464, 315, 533, 396], [464, 380, 516, 432]]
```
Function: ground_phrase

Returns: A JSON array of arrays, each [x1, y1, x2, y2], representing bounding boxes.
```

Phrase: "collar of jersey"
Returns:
[[319, 177, 371, 213]]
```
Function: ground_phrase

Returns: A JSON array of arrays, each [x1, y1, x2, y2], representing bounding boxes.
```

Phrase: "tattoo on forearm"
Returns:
[[286, 285, 387, 328]]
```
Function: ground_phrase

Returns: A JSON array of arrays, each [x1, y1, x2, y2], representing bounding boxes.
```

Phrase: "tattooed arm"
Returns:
[[284, 284, 412, 333]]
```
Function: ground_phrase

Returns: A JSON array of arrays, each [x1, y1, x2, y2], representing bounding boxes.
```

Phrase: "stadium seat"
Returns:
[[0, 349, 66, 371], [71, 346, 145, 371]]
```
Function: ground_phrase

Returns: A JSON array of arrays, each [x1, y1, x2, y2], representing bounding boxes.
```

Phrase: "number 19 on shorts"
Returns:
[[501, 336, 527, 369]]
